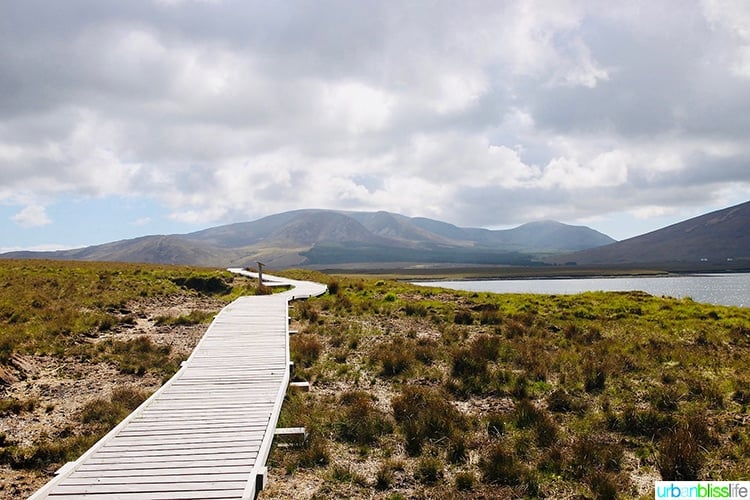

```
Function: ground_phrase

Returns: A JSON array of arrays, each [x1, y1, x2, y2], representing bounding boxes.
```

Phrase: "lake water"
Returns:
[[413, 273, 750, 308]]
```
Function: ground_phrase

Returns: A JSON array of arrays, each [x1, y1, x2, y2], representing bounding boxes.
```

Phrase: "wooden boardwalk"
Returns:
[[30, 271, 326, 500]]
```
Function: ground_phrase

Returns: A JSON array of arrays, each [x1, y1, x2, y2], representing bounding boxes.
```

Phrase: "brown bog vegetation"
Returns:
[[267, 270, 750, 499], [1, 261, 749, 499]]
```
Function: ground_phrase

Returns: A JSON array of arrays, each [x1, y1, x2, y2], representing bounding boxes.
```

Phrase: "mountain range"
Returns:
[[3, 202, 749, 270], [547, 200, 750, 268], [1, 209, 614, 268]]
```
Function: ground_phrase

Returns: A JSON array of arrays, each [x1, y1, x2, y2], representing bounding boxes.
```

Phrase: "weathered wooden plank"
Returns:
[[135, 408, 271, 417], [83, 454, 257, 467], [134, 400, 273, 412], [110, 428, 268, 439], [154, 390, 282, 400], [133, 412, 271, 422], [133, 411, 271, 421], [99, 439, 263, 452], [116, 417, 270, 427], [114, 429, 267, 440], [68, 465, 253, 477], [103, 434, 263, 446], [62, 472, 253, 485], [75, 458, 256, 472], [48, 492, 242, 500], [89, 445, 260, 459], [140, 398, 278, 408], [123, 414, 271, 425], [49, 480, 248, 494]]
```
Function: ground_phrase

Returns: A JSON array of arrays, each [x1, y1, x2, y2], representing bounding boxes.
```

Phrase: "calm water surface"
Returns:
[[414, 273, 750, 307]]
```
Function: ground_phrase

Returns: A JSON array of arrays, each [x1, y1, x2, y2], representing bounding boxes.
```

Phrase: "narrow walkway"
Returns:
[[30, 271, 326, 499]]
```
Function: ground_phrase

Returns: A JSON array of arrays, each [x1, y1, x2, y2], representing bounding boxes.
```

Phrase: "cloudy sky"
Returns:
[[2, 0, 750, 252]]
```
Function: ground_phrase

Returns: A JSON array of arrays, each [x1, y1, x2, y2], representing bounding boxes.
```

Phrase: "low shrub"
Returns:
[[657, 415, 713, 480], [375, 461, 396, 490], [479, 308, 502, 325], [547, 389, 576, 413], [538, 445, 565, 475], [295, 435, 330, 469], [616, 405, 677, 439], [392, 385, 465, 455], [291, 334, 323, 368], [95, 336, 175, 376], [451, 346, 488, 380], [485, 412, 506, 438], [470, 334, 501, 361], [404, 303, 428, 317], [504, 319, 529, 338], [154, 310, 214, 326], [454, 471, 476, 491], [414, 455, 442, 484], [510, 373, 529, 399], [327, 280, 340, 296], [414, 338, 438, 365], [732, 388, 750, 406], [685, 377, 724, 409], [454, 310, 473, 325], [0, 434, 97, 470], [534, 412, 559, 448], [335, 391, 392, 445], [447, 434, 468, 464], [657, 427, 704, 480], [328, 463, 366, 485], [80, 387, 149, 430], [650, 385, 684, 412], [588, 471, 619, 500], [564, 324, 602, 344], [296, 301, 320, 323], [513, 398, 544, 429], [568, 435, 623, 479], [375, 339, 415, 377], [583, 363, 607, 393], [170, 275, 230, 295], [0, 397, 37, 416], [480, 443, 537, 494]]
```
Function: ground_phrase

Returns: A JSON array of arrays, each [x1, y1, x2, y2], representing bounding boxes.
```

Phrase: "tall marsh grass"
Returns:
[[278, 273, 750, 498]]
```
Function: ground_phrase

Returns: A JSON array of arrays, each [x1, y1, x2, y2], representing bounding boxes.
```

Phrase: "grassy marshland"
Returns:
[[269, 270, 750, 499], [0, 261, 748, 498]]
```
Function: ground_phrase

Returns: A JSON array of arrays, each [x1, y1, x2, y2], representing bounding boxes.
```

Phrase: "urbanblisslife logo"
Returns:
[[655, 482, 750, 499]]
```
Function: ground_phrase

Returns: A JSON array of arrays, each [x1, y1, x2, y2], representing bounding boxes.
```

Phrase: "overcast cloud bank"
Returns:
[[2, 0, 750, 248]]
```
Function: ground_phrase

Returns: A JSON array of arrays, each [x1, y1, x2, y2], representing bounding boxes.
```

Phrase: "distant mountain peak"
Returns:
[[1, 209, 617, 268]]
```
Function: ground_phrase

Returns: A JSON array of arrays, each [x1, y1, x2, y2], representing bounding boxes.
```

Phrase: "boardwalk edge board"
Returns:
[[29, 270, 326, 500]]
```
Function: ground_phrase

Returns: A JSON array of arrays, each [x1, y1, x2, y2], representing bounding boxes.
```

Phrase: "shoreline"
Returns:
[[325, 264, 750, 282]]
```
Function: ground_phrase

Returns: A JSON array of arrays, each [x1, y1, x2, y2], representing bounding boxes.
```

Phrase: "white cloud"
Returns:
[[1, 0, 749, 245], [430, 72, 488, 114], [321, 81, 395, 133], [539, 150, 629, 189], [702, 0, 750, 77], [549, 37, 610, 88], [629, 205, 678, 219], [11, 205, 52, 227], [0, 243, 75, 253]]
